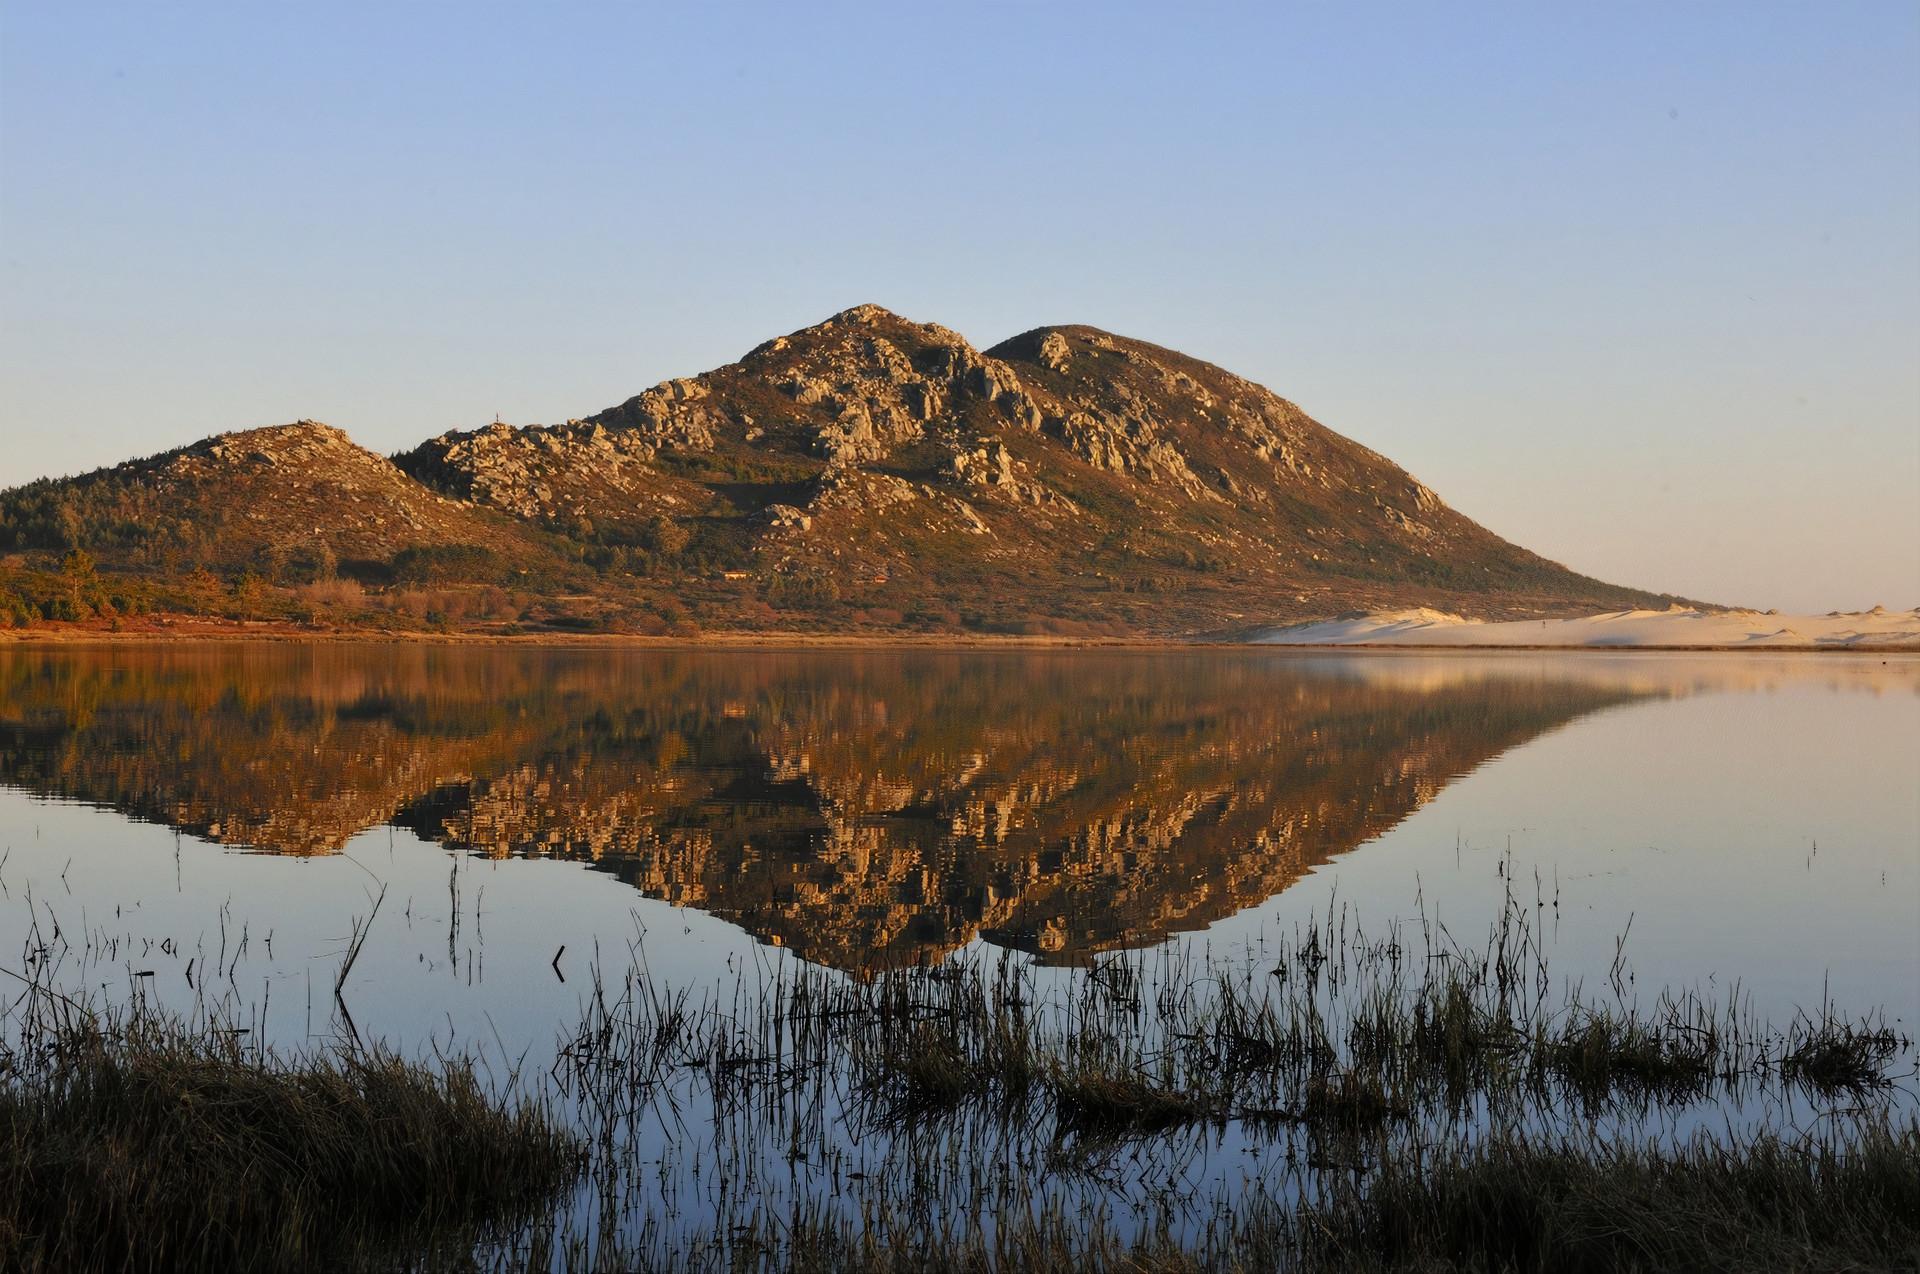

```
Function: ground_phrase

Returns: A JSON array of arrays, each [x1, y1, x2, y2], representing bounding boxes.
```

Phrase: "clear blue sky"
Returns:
[[3, 2, 1915, 611]]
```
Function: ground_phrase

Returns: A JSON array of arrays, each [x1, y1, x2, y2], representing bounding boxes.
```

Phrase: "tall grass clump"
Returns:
[[1298, 1118, 1920, 1273], [0, 981, 582, 1273]]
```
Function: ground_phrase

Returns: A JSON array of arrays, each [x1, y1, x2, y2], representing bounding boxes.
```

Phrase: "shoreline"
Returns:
[[2, 621, 1915, 655]]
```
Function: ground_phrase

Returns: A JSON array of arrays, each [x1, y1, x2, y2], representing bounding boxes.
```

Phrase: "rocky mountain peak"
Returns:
[[559, 306, 1043, 477], [185, 420, 370, 470]]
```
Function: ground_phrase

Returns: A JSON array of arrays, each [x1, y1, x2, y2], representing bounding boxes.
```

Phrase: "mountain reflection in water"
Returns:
[[0, 645, 1656, 971]]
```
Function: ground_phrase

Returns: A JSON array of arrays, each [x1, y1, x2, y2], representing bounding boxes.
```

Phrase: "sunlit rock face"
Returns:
[[0, 645, 1654, 971]]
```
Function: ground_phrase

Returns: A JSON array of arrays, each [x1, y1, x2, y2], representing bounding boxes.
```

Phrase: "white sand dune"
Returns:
[[1255, 606, 1920, 649]]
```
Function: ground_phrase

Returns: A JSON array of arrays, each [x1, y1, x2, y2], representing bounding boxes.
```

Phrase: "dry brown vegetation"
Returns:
[[0, 983, 580, 1272]]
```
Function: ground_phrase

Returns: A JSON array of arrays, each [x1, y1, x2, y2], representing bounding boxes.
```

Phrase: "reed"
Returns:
[[549, 1119, 1920, 1272], [5, 876, 1913, 1270], [1298, 1119, 1920, 1274], [0, 972, 580, 1273]]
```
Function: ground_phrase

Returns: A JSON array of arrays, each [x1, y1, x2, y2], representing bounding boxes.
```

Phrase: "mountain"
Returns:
[[0, 305, 1687, 635]]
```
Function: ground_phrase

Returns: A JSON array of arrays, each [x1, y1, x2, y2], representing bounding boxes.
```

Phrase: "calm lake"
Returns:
[[2, 642, 1915, 1258]]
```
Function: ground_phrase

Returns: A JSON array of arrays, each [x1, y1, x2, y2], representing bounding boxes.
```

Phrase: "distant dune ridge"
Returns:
[[1257, 607, 1920, 648], [2, 304, 1708, 637]]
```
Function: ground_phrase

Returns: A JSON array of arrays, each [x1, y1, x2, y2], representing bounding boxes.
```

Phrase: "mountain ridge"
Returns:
[[0, 305, 1695, 636]]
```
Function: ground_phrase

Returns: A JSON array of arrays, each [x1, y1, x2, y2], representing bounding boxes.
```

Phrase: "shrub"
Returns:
[[298, 579, 367, 612], [639, 516, 690, 557], [764, 569, 841, 609], [390, 544, 500, 584], [266, 541, 337, 585]]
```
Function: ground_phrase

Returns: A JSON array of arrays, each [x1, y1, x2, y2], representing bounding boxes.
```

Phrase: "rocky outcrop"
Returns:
[[760, 503, 812, 532], [397, 421, 677, 525], [735, 305, 1042, 467], [589, 378, 721, 452], [942, 440, 1068, 508]]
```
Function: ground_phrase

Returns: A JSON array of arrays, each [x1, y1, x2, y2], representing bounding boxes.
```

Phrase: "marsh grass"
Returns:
[[6, 876, 1915, 1270], [545, 1119, 1920, 1273], [787, 886, 1905, 1140], [0, 976, 581, 1273], [1049, 1064, 1214, 1135], [1781, 1016, 1906, 1094], [532, 881, 1913, 1268], [1298, 1119, 1920, 1274]]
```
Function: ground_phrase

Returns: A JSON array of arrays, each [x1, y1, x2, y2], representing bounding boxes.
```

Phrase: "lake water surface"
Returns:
[[2, 643, 1914, 1257]]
